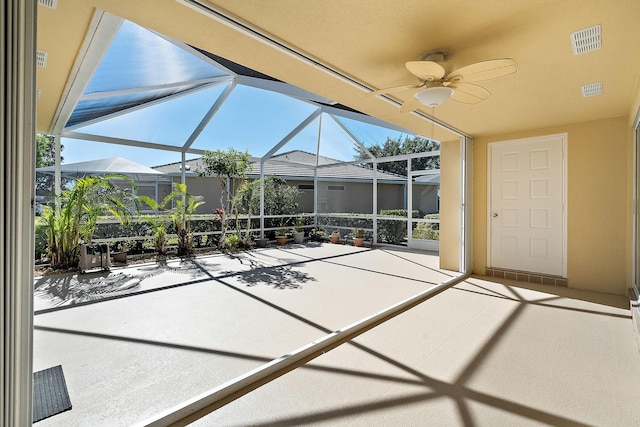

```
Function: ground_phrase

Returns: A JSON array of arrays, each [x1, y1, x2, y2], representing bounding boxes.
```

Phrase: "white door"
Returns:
[[489, 135, 566, 276]]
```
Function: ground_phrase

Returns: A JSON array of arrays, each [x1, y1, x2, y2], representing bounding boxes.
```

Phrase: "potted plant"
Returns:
[[255, 236, 269, 248], [353, 228, 365, 247], [329, 230, 341, 244], [112, 242, 129, 263], [292, 214, 305, 244], [310, 228, 325, 242], [276, 227, 289, 245]]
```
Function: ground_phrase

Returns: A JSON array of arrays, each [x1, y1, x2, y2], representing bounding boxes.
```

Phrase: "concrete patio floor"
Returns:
[[33, 244, 640, 426]]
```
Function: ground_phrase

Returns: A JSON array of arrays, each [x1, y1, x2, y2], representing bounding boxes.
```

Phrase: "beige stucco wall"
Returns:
[[439, 138, 461, 272], [307, 181, 407, 213], [412, 185, 439, 214], [178, 176, 224, 214], [317, 181, 373, 213], [473, 116, 629, 295], [178, 176, 408, 215]]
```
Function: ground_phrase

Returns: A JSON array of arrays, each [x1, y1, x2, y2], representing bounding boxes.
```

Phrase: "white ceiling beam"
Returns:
[[61, 131, 207, 155], [327, 113, 375, 160], [237, 75, 335, 105], [63, 79, 230, 132], [50, 10, 123, 134], [79, 76, 231, 100], [182, 79, 238, 151], [262, 108, 322, 160]]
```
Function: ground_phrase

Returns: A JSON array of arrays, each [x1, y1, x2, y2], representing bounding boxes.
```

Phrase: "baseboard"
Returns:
[[485, 267, 568, 287]]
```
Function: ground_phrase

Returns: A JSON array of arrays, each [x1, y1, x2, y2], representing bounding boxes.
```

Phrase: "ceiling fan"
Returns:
[[371, 52, 517, 111]]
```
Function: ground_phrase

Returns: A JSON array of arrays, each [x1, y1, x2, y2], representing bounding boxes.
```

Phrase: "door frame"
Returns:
[[487, 133, 568, 277], [407, 153, 441, 252], [632, 108, 640, 296]]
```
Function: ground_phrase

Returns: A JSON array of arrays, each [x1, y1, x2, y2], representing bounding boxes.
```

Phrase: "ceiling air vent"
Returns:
[[38, 0, 57, 9], [36, 50, 48, 68], [581, 82, 602, 97], [570, 25, 601, 55]]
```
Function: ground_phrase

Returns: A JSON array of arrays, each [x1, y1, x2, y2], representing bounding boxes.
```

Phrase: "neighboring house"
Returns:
[[36, 157, 173, 210], [152, 150, 440, 215]]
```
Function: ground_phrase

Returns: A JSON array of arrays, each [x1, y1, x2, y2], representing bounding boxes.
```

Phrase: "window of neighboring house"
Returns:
[[328, 185, 345, 191], [298, 184, 314, 190]]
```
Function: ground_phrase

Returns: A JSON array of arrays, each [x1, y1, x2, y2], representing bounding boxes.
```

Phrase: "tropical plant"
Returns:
[[294, 214, 305, 232], [278, 226, 289, 236], [170, 183, 205, 257], [233, 179, 260, 246], [198, 148, 251, 248], [224, 233, 242, 251], [138, 190, 184, 255], [39, 174, 137, 269]]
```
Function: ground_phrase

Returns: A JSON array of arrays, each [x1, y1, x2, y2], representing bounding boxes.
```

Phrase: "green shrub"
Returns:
[[379, 209, 420, 218], [412, 214, 440, 240], [377, 219, 406, 244], [377, 209, 418, 244], [413, 223, 440, 240]]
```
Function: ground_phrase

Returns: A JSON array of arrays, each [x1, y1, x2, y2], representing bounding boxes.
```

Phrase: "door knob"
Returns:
[[492, 213, 498, 218]]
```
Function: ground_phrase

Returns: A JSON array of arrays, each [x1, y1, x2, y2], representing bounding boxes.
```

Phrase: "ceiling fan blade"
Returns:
[[446, 58, 517, 83], [449, 82, 491, 104], [400, 96, 424, 113], [405, 61, 446, 81], [369, 83, 424, 96]]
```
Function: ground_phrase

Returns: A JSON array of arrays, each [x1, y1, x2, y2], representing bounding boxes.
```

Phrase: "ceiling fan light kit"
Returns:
[[372, 53, 517, 110], [415, 86, 455, 107]]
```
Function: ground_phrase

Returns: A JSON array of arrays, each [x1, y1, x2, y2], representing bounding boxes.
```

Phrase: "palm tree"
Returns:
[[40, 174, 137, 269], [170, 183, 205, 256]]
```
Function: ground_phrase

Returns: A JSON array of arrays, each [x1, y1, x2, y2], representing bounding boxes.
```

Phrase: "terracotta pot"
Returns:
[[276, 235, 287, 245], [354, 237, 364, 247], [329, 235, 340, 244]]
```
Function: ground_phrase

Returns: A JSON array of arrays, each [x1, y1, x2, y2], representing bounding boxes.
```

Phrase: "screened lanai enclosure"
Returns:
[[24, 5, 476, 426], [45, 11, 467, 256]]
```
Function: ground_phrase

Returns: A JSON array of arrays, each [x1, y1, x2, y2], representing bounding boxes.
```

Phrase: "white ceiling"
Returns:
[[36, 0, 640, 142]]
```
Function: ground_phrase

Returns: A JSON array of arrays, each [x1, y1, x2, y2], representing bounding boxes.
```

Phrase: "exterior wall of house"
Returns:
[[297, 180, 315, 212], [473, 116, 630, 295], [177, 176, 409, 215], [412, 184, 439, 214], [377, 183, 406, 212], [302, 180, 412, 213], [315, 180, 406, 214], [175, 176, 224, 214]]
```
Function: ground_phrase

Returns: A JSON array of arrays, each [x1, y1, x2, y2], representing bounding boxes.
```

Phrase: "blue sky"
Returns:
[[62, 83, 410, 167], [60, 18, 410, 168]]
